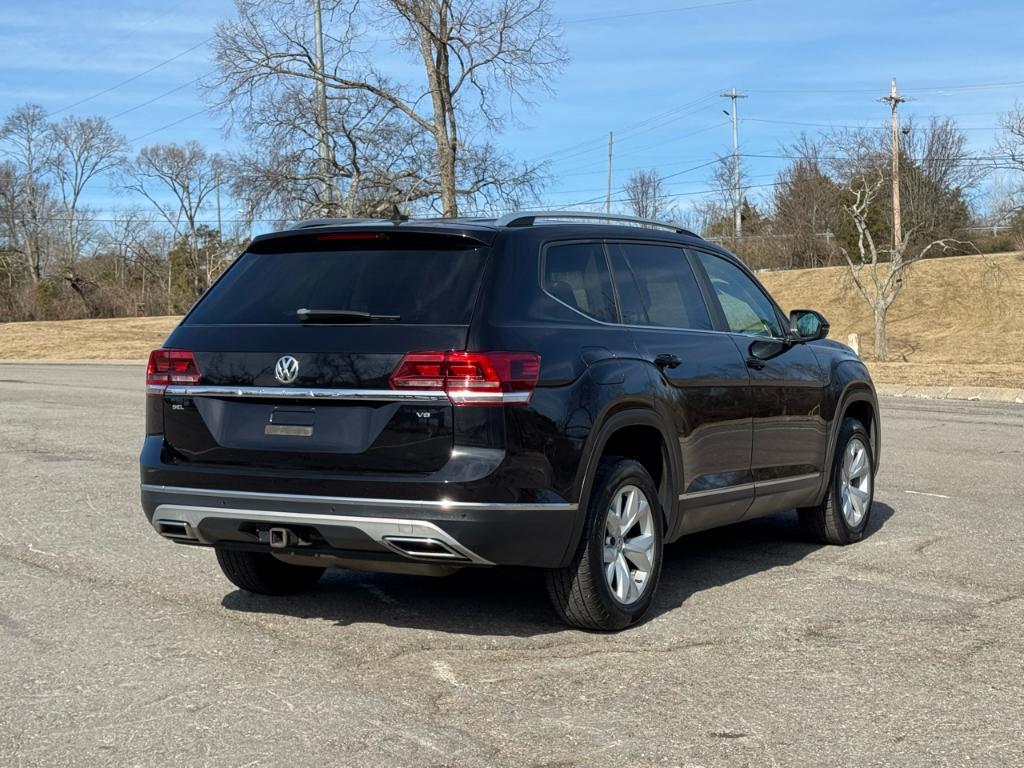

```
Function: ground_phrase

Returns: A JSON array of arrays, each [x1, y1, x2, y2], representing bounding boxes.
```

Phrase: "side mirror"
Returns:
[[789, 309, 830, 342]]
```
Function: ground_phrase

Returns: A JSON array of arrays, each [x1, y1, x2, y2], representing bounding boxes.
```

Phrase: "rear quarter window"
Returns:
[[542, 242, 617, 323]]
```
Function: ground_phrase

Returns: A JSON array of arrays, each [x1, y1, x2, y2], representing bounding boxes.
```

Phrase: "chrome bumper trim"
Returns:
[[151, 503, 493, 565], [141, 484, 577, 513], [159, 385, 450, 403]]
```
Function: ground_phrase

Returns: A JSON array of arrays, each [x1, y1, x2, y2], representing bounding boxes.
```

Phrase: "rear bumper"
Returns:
[[142, 483, 579, 568]]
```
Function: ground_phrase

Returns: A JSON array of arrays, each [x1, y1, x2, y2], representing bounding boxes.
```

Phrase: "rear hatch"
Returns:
[[157, 228, 491, 473]]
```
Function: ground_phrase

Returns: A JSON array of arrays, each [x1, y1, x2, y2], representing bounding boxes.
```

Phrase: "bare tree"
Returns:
[[695, 155, 753, 239], [839, 170, 968, 361], [209, 0, 565, 217], [771, 135, 841, 268], [120, 142, 225, 302], [100, 209, 156, 290], [899, 117, 978, 249], [0, 104, 56, 283], [223, 79, 441, 223], [708, 154, 743, 214], [623, 169, 672, 220], [993, 103, 1024, 213], [830, 121, 977, 257], [49, 115, 127, 265]]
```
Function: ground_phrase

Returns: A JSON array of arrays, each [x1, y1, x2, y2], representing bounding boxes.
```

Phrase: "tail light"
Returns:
[[390, 351, 541, 405], [147, 348, 201, 393]]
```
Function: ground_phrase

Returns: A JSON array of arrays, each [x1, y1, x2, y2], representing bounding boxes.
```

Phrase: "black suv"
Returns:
[[141, 211, 879, 630]]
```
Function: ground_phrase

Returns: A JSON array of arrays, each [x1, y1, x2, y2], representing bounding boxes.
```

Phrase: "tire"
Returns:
[[546, 458, 664, 631], [215, 548, 325, 595], [798, 417, 874, 545]]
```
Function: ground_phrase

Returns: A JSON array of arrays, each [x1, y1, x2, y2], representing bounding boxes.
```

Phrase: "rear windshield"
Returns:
[[186, 245, 488, 325]]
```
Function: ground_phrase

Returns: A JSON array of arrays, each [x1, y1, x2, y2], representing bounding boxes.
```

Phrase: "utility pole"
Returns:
[[606, 131, 613, 213], [881, 77, 906, 254], [213, 168, 222, 287], [312, 0, 334, 216], [721, 88, 747, 238], [215, 169, 222, 236]]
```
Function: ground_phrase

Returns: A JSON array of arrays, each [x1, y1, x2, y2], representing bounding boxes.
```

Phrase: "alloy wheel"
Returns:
[[840, 436, 872, 528], [603, 484, 657, 605]]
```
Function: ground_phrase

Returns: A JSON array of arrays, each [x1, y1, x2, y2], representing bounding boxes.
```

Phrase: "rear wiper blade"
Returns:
[[297, 308, 401, 323]]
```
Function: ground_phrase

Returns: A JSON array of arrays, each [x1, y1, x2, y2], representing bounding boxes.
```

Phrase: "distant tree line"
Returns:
[[0, 0, 566, 322], [4, 0, 1024, 330], [624, 113, 1024, 273], [622, 113, 1024, 359]]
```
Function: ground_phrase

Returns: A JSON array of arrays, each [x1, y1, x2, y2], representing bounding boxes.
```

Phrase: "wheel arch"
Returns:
[[813, 382, 880, 504], [560, 405, 682, 566]]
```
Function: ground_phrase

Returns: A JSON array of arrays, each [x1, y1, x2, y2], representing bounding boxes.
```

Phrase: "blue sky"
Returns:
[[1, 0, 1021, 226]]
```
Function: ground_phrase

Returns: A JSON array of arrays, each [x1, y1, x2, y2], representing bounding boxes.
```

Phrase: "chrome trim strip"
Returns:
[[151, 503, 492, 565], [160, 385, 451, 402], [158, 385, 531, 404], [679, 482, 755, 501], [755, 472, 821, 489], [141, 484, 577, 512], [446, 390, 531, 404], [677, 473, 821, 501]]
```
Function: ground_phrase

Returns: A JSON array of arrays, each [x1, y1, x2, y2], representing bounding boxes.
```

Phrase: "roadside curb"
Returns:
[[876, 383, 1024, 404]]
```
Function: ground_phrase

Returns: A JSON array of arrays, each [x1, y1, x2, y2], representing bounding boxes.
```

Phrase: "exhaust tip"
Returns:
[[154, 519, 197, 541], [382, 536, 470, 562]]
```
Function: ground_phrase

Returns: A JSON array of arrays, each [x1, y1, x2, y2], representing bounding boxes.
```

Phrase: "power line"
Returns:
[[548, 167, 777, 197], [128, 109, 208, 143], [557, 178, 792, 209], [531, 93, 720, 164], [742, 117, 999, 132], [62, 7, 184, 71], [554, 137, 731, 179], [548, 119, 728, 176], [744, 79, 1024, 95], [739, 151, 1009, 163], [553, 159, 731, 207], [46, 37, 212, 118], [107, 77, 205, 121]]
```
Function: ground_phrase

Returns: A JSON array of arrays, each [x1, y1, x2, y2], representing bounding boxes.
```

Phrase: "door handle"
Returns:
[[746, 357, 766, 370], [653, 353, 682, 370]]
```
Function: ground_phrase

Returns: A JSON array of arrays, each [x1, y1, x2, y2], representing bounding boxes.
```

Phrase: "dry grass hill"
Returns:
[[759, 252, 1024, 387]]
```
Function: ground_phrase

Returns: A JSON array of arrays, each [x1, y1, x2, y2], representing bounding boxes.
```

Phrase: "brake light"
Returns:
[[146, 348, 201, 392], [389, 351, 541, 405], [314, 232, 387, 241]]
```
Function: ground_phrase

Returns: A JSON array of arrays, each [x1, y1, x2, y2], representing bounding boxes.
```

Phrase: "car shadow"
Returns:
[[220, 502, 895, 637], [650, 501, 894, 619]]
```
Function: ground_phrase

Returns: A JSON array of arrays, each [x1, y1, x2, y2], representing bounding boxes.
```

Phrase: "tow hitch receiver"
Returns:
[[261, 527, 306, 549]]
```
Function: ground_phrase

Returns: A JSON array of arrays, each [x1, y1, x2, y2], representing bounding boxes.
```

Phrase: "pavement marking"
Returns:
[[904, 490, 952, 499]]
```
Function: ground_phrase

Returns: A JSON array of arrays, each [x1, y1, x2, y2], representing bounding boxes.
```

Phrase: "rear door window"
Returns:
[[542, 242, 617, 323], [609, 243, 712, 330], [185, 241, 487, 325]]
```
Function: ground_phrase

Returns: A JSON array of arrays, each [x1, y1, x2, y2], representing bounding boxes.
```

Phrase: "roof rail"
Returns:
[[288, 217, 383, 230], [494, 210, 700, 238]]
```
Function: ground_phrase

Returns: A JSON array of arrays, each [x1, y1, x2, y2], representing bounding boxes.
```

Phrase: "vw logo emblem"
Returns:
[[274, 355, 300, 384]]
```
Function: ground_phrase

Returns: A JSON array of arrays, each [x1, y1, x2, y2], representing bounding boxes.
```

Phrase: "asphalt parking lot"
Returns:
[[1, 363, 1022, 767]]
